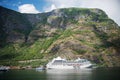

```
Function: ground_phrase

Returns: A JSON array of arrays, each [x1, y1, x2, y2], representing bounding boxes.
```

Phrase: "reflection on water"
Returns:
[[46, 69, 92, 80], [0, 68, 120, 80]]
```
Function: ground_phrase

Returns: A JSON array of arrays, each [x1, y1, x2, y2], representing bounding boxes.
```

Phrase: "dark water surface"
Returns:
[[0, 68, 120, 80]]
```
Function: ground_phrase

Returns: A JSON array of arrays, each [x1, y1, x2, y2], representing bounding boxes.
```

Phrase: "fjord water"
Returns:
[[0, 68, 120, 80]]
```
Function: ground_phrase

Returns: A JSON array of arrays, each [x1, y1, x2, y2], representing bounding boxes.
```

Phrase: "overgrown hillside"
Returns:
[[0, 6, 120, 67]]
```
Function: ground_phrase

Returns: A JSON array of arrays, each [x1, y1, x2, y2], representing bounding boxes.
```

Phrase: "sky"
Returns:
[[0, 0, 120, 25]]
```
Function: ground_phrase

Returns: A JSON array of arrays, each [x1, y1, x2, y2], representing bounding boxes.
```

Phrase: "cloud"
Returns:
[[44, 4, 57, 12], [45, 0, 120, 25], [51, 4, 57, 10], [18, 4, 40, 14]]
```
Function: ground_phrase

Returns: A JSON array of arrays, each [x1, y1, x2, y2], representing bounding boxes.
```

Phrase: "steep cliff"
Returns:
[[0, 6, 120, 67], [0, 6, 32, 46]]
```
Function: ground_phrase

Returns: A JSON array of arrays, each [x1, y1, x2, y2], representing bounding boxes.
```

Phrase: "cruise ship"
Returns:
[[46, 57, 93, 69]]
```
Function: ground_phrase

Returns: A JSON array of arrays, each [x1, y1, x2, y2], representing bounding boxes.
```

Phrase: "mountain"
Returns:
[[0, 6, 120, 67]]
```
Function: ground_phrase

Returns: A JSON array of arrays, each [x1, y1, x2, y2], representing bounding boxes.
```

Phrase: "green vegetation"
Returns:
[[60, 29, 73, 38], [0, 6, 120, 67], [74, 49, 87, 54]]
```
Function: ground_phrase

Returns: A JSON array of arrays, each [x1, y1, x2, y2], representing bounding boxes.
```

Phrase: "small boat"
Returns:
[[36, 66, 45, 71], [0, 66, 10, 72], [46, 57, 93, 69]]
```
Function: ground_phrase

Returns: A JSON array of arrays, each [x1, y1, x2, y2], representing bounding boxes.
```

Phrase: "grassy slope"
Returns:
[[0, 7, 120, 67]]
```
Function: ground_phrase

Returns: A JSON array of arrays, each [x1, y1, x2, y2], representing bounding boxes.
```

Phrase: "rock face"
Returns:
[[0, 6, 32, 46], [0, 6, 120, 67]]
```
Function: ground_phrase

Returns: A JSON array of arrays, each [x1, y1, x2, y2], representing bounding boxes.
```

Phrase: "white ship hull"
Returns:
[[47, 65, 74, 69], [46, 57, 93, 69], [47, 64, 92, 69]]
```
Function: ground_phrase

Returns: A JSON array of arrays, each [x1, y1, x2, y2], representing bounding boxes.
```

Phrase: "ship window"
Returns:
[[54, 60, 63, 63], [52, 60, 63, 65]]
